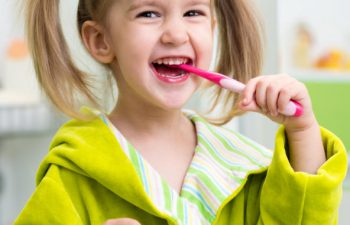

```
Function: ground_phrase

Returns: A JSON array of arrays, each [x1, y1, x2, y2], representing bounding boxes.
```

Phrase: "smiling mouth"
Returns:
[[151, 57, 193, 79]]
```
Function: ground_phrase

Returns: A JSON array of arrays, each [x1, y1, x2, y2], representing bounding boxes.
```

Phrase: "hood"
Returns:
[[36, 116, 165, 218]]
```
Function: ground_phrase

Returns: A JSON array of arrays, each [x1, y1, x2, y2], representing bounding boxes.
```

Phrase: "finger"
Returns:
[[266, 82, 279, 116], [239, 98, 260, 112], [104, 219, 141, 225], [277, 82, 304, 113], [255, 78, 269, 113], [241, 77, 261, 106], [266, 79, 294, 116]]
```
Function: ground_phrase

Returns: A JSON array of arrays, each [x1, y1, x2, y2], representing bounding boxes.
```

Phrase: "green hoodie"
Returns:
[[15, 116, 347, 225]]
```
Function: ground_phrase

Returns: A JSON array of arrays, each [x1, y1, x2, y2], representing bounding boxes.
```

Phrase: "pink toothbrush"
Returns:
[[173, 64, 303, 117]]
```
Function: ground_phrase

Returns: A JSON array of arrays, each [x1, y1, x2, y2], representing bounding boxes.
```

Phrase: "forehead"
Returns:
[[125, 0, 211, 8]]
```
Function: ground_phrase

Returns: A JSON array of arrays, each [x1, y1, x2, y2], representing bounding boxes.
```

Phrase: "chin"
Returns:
[[162, 101, 187, 110], [156, 95, 189, 111], [163, 89, 196, 108]]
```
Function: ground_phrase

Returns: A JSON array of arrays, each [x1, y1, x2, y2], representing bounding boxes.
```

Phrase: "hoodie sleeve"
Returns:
[[258, 127, 348, 225], [14, 165, 83, 225]]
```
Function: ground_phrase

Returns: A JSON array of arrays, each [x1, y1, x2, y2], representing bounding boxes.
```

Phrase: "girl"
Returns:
[[16, 0, 347, 224]]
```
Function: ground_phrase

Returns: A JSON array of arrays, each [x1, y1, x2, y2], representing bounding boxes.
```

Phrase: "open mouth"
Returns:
[[150, 57, 193, 83]]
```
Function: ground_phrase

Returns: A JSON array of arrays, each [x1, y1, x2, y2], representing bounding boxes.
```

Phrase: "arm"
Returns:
[[239, 74, 326, 174], [238, 75, 347, 224], [258, 126, 347, 225], [286, 117, 325, 174]]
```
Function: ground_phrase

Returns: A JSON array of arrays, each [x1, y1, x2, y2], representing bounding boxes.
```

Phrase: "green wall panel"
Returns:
[[305, 82, 350, 152]]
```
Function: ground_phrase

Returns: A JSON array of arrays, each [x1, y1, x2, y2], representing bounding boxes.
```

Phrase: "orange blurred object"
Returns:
[[314, 50, 344, 71], [6, 39, 29, 60], [345, 59, 350, 71]]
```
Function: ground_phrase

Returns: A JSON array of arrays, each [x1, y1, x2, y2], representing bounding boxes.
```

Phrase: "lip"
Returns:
[[150, 63, 191, 84], [149, 55, 195, 84]]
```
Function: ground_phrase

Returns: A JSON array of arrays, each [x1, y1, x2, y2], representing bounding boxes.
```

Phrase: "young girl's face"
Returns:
[[106, 0, 214, 111]]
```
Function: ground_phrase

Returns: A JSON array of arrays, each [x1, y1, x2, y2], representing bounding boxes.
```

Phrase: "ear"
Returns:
[[81, 21, 115, 64]]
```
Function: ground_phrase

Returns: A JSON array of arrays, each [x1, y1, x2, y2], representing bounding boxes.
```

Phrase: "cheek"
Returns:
[[117, 34, 152, 62], [111, 28, 157, 75], [203, 37, 214, 64], [191, 29, 214, 69], [190, 22, 214, 61]]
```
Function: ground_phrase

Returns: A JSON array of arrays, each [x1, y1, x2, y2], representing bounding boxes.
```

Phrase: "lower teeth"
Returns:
[[159, 72, 185, 78]]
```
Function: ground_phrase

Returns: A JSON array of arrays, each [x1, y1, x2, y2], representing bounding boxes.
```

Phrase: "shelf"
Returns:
[[0, 90, 62, 137], [0, 90, 40, 106]]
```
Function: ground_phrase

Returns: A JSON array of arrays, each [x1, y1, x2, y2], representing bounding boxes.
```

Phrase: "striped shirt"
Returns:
[[100, 110, 272, 225]]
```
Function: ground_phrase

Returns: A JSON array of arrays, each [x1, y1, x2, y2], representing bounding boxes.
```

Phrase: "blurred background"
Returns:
[[0, 0, 349, 224]]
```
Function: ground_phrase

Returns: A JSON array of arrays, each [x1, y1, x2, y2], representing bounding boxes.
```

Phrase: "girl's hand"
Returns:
[[238, 74, 326, 174], [104, 218, 141, 225], [238, 74, 316, 132]]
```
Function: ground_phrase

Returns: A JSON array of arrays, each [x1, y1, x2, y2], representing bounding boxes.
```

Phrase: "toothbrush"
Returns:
[[173, 64, 303, 117]]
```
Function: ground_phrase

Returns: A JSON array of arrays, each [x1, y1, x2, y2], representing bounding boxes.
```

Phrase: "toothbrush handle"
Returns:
[[175, 64, 304, 117], [220, 79, 303, 117], [284, 100, 304, 117]]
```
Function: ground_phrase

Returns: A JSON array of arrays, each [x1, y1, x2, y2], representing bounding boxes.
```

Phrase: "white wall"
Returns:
[[0, 1, 72, 224], [0, 133, 54, 224], [278, 0, 350, 70], [0, 0, 23, 87]]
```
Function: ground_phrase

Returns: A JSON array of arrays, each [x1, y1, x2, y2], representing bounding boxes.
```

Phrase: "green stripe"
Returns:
[[181, 189, 214, 221], [194, 114, 270, 162], [202, 122, 261, 167], [198, 135, 249, 173], [225, 127, 272, 158], [176, 200, 185, 223], [197, 135, 233, 169], [187, 166, 226, 200], [128, 145, 141, 174], [162, 179, 172, 212]]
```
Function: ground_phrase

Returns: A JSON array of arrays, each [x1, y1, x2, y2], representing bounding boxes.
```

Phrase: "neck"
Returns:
[[108, 98, 192, 138]]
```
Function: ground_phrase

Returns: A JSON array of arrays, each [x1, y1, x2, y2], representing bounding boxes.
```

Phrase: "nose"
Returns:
[[160, 18, 189, 46]]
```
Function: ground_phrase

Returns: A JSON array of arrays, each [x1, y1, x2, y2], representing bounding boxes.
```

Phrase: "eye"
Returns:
[[136, 11, 161, 18], [184, 10, 204, 17]]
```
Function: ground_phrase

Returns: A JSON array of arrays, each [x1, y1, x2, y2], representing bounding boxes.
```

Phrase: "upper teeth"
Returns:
[[154, 57, 189, 65]]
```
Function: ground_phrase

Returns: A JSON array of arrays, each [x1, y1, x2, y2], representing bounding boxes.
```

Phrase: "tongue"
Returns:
[[155, 64, 183, 76]]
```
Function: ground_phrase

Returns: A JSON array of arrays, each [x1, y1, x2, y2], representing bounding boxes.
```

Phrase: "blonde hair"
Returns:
[[25, 0, 263, 124], [208, 0, 263, 124]]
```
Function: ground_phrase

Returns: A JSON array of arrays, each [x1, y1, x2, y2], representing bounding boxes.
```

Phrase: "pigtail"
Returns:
[[207, 0, 263, 124], [25, 0, 99, 119]]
